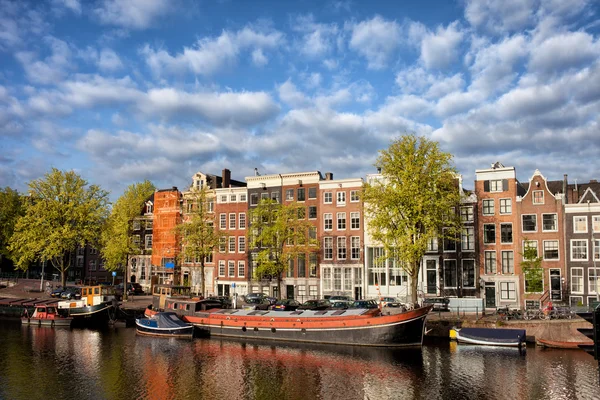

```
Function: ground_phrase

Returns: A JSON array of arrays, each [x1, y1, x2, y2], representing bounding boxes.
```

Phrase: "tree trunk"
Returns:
[[123, 254, 129, 301], [200, 260, 205, 298], [277, 272, 282, 300], [410, 260, 419, 304]]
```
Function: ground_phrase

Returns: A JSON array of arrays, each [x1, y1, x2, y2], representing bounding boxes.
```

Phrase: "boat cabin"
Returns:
[[152, 285, 192, 310], [31, 305, 58, 319]]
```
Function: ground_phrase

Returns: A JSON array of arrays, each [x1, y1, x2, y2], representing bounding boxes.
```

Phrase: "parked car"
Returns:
[[116, 283, 145, 297], [380, 297, 402, 307], [329, 295, 353, 307], [207, 296, 232, 308], [60, 286, 81, 300], [50, 287, 64, 298], [271, 299, 301, 311], [243, 293, 266, 302], [242, 298, 272, 310], [348, 300, 379, 309], [423, 297, 450, 311], [297, 299, 332, 311]]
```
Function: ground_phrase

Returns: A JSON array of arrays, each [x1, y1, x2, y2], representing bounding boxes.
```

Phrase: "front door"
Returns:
[[272, 285, 279, 299], [354, 286, 362, 300], [550, 269, 562, 301], [485, 282, 496, 308], [426, 260, 437, 295], [286, 285, 295, 299]]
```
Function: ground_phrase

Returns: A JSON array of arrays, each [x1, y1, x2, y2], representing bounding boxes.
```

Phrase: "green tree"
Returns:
[[249, 199, 319, 299], [362, 134, 462, 303], [522, 239, 543, 293], [9, 168, 109, 287], [100, 180, 155, 296], [0, 187, 24, 260], [175, 187, 226, 296]]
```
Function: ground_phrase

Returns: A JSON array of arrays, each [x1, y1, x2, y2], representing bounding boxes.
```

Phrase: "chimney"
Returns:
[[171, 186, 178, 191], [590, 179, 598, 184], [222, 169, 231, 188], [254, 167, 260, 176], [325, 172, 333, 180], [563, 174, 568, 205]]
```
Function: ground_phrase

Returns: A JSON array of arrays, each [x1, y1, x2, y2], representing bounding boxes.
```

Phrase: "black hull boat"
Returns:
[[450, 327, 526, 347], [57, 285, 118, 325], [136, 312, 194, 338]]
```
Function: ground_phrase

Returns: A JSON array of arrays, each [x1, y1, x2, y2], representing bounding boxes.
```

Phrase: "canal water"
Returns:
[[0, 321, 598, 400]]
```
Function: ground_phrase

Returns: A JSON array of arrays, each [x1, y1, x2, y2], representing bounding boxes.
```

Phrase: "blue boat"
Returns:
[[450, 327, 526, 347], [136, 312, 194, 338]]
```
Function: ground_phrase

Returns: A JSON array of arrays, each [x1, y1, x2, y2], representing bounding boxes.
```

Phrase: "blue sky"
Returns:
[[1, 0, 600, 199]]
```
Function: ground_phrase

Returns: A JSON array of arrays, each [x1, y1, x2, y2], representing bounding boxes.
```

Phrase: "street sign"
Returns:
[[165, 262, 175, 269]]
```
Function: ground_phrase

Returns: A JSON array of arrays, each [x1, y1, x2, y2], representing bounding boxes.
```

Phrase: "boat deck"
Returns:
[[211, 308, 374, 318]]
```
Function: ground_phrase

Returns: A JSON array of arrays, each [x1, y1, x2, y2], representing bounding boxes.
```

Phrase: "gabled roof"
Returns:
[[578, 187, 600, 204]]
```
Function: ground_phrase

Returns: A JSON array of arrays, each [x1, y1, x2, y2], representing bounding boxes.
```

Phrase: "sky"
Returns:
[[1, 0, 600, 200]]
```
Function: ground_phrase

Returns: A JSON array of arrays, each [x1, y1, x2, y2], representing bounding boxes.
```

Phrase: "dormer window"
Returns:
[[533, 190, 544, 204]]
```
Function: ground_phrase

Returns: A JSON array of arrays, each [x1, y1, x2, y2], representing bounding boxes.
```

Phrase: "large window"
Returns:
[[574, 216, 587, 233], [308, 206, 317, 219], [308, 187, 317, 199], [218, 261, 225, 277], [229, 213, 236, 229], [571, 239, 588, 261], [298, 255, 306, 278], [533, 190, 544, 204], [461, 227, 475, 251], [595, 239, 600, 261], [500, 198, 512, 214], [593, 216, 600, 232], [337, 212, 346, 230], [523, 240, 538, 260], [324, 213, 332, 230], [309, 253, 317, 277], [443, 260, 457, 288], [286, 189, 294, 201], [427, 237, 438, 252], [229, 237, 236, 253], [502, 251, 514, 274], [525, 268, 543, 293], [522, 215, 537, 232], [220, 213, 226, 229], [323, 268, 331, 291], [571, 268, 583, 293], [228, 261, 235, 277], [460, 206, 474, 222], [351, 237, 360, 260], [238, 236, 246, 253], [443, 229, 456, 252], [239, 213, 246, 229], [297, 188, 305, 201], [483, 224, 496, 244], [337, 191, 346, 206], [483, 199, 494, 216], [350, 190, 359, 202], [250, 193, 258, 206], [500, 282, 516, 300], [500, 223, 512, 243], [238, 261, 245, 277], [337, 237, 346, 260], [543, 240, 559, 260], [588, 268, 600, 294], [542, 214, 557, 231], [462, 260, 475, 288], [485, 251, 496, 274], [324, 192, 332, 204], [324, 237, 333, 260], [145, 235, 153, 249], [351, 212, 360, 229]]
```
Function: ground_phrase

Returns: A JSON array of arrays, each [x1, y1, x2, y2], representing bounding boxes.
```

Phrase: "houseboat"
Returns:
[[57, 285, 117, 324], [22, 304, 73, 327]]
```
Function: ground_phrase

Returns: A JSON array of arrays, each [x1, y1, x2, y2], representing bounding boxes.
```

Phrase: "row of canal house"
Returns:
[[124, 164, 600, 310]]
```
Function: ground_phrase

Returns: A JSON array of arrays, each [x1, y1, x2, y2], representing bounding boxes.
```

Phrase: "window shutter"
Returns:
[[502, 179, 509, 191], [484, 180, 490, 192]]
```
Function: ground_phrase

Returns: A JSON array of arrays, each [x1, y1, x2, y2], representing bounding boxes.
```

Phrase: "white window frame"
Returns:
[[337, 212, 346, 230], [594, 239, 600, 261], [460, 206, 474, 222], [228, 260, 235, 277], [220, 213, 226, 229], [238, 261, 245, 278], [324, 192, 332, 204], [228, 237, 236, 253], [238, 236, 246, 253], [532, 190, 544, 205], [522, 214, 537, 233], [543, 240, 559, 260], [482, 199, 494, 216], [499, 198, 512, 215], [350, 212, 360, 230], [501, 251, 514, 274], [573, 216, 588, 233], [571, 267, 584, 294], [542, 213, 558, 232], [351, 236, 360, 260], [462, 259, 476, 288], [337, 191, 346, 206], [571, 239, 588, 261], [490, 180, 502, 192], [443, 259, 458, 289], [324, 237, 333, 260], [239, 194, 247, 202], [500, 223, 512, 244], [461, 227, 475, 251], [220, 195, 227, 203], [522, 240, 538, 260], [337, 236, 347, 260], [230, 194, 237, 202], [229, 213, 236, 229], [593, 216, 600, 233], [324, 213, 333, 231], [218, 260, 226, 277], [483, 223, 496, 244], [500, 282, 516, 300], [350, 190, 359, 202], [239, 213, 246, 229], [145, 235, 153, 249], [588, 268, 600, 294], [484, 251, 496, 275]]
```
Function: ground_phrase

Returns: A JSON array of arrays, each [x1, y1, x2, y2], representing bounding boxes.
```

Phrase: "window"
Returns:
[[287, 257, 294, 278], [522, 215, 537, 232], [133, 220, 141, 230], [500, 282, 516, 300], [595, 239, 600, 261], [588, 268, 600, 294], [238, 236, 246, 253], [427, 237, 438, 252], [574, 216, 587, 233], [309, 226, 317, 242], [499, 198, 512, 214], [308, 187, 317, 199], [229, 213, 236, 229], [337, 191, 346, 205], [239, 213, 246, 229], [461, 227, 475, 251], [523, 240, 538, 260], [240, 194, 247, 202], [483, 224, 495, 244], [571, 268, 583, 293], [500, 223, 512, 243], [443, 229, 456, 252], [298, 255, 306, 278], [219, 195, 227, 203], [238, 261, 245, 277], [208, 200, 214, 212], [485, 251, 496, 274], [250, 193, 258, 205], [229, 237, 236, 253], [443, 260, 457, 288], [350, 190, 359, 202], [571, 239, 588, 261], [542, 214, 557, 231], [309, 253, 317, 277], [350, 212, 360, 229], [261, 192, 269, 200], [90, 260, 96, 271], [219, 237, 226, 253], [324, 213, 333, 230], [482, 199, 494, 216], [286, 189, 294, 201], [228, 261, 235, 277], [487, 179, 506, 192], [593, 216, 600, 232], [337, 237, 347, 260], [297, 188, 305, 201], [144, 220, 153, 230], [337, 212, 346, 230], [308, 206, 317, 219], [323, 268, 331, 291], [462, 260, 475, 288], [297, 207, 306, 219], [220, 213, 226, 229], [531, 190, 544, 204], [230, 194, 237, 202], [543, 240, 559, 260], [501, 251, 514, 274], [145, 235, 153, 249], [218, 261, 225, 277], [460, 206, 474, 222], [324, 192, 332, 204], [324, 237, 333, 260], [133, 235, 141, 247], [351, 237, 360, 260]]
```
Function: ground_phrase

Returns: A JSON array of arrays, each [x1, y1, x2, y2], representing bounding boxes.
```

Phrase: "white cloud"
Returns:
[[293, 15, 340, 58], [278, 79, 310, 108], [420, 22, 464, 70], [305, 72, 322, 89], [323, 59, 338, 70], [348, 15, 401, 69], [53, 0, 82, 15], [251, 48, 268, 67], [464, 0, 537, 34], [395, 67, 465, 99], [94, 0, 171, 30], [98, 48, 124, 71], [529, 31, 600, 75]]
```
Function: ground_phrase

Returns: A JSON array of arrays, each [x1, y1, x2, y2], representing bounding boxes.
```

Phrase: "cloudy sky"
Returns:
[[1, 0, 599, 199]]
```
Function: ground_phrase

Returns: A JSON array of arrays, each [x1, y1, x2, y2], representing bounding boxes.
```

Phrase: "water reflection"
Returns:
[[0, 323, 598, 400]]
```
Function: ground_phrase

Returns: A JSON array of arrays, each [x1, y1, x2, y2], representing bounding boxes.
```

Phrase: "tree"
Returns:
[[174, 187, 225, 296], [362, 134, 462, 304], [249, 199, 319, 299], [101, 180, 155, 295], [9, 168, 109, 287], [0, 187, 24, 260], [521, 239, 543, 294]]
